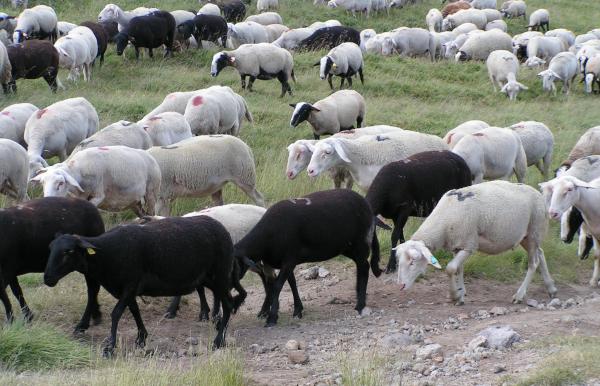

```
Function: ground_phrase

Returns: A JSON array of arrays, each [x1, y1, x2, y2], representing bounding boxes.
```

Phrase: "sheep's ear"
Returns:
[[331, 140, 350, 162], [428, 255, 442, 269], [77, 238, 98, 253], [229, 56, 236, 64], [500, 84, 508, 93], [289, 103, 296, 108], [63, 172, 84, 193], [305, 142, 316, 152], [313, 61, 321, 67], [537, 70, 547, 78], [30, 170, 46, 183], [550, 70, 562, 80], [517, 82, 529, 90], [310, 106, 321, 112]]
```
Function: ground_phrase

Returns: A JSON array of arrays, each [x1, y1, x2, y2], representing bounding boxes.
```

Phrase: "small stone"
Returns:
[[476, 310, 490, 319], [490, 306, 508, 316], [478, 326, 520, 349], [560, 315, 575, 323], [457, 313, 470, 320], [412, 363, 427, 374], [526, 299, 538, 308], [432, 355, 444, 363], [303, 266, 319, 280], [563, 298, 576, 308], [360, 307, 372, 317], [548, 298, 561, 308], [288, 349, 309, 364], [328, 297, 351, 305], [285, 340, 299, 351], [381, 333, 414, 348], [468, 335, 487, 350], [318, 267, 330, 278], [416, 344, 443, 360], [494, 364, 507, 374], [185, 337, 199, 346]]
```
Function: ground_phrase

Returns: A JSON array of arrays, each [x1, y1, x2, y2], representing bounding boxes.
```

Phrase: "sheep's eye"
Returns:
[[409, 260, 415, 266], [324, 149, 332, 155]]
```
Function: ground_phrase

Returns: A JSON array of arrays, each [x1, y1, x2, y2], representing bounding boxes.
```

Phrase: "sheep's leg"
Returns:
[[386, 211, 410, 273], [347, 75, 353, 89], [197, 287, 211, 321], [313, 133, 320, 140], [240, 75, 247, 90], [0, 279, 14, 323], [327, 74, 334, 90], [357, 114, 364, 128], [74, 275, 101, 332], [265, 263, 293, 327], [233, 181, 265, 207], [590, 249, 600, 287], [248, 76, 256, 92], [135, 47, 140, 61], [128, 298, 148, 349], [165, 296, 181, 319], [209, 280, 233, 349], [257, 271, 273, 318], [104, 293, 132, 357], [535, 248, 557, 297], [446, 250, 471, 305], [8, 278, 31, 321], [148, 48, 154, 59], [358, 67, 364, 85], [287, 271, 303, 318], [211, 190, 224, 206], [350, 243, 370, 313], [489, 75, 497, 91]]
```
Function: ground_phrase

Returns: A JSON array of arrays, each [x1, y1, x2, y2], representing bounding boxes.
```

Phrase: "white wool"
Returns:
[[246, 12, 282, 26], [0, 41, 11, 96], [142, 91, 200, 121], [227, 21, 269, 48], [500, 0, 526, 19], [470, 0, 496, 10], [0, 139, 28, 201], [320, 42, 363, 79], [13, 5, 57, 43], [264, 24, 288, 42], [443, 8, 488, 31], [54, 34, 95, 82], [183, 204, 266, 243], [545, 28, 575, 47], [272, 27, 313, 50], [390, 27, 435, 60], [327, 0, 372, 18], [0, 103, 38, 147], [138, 112, 193, 146], [443, 120, 490, 149], [509, 121, 554, 178], [97, 4, 158, 31], [560, 126, 600, 167], [197, 4, 221, 16], [426, 9, 443, 33], [537, 52, 578, 95], [71, 120, 152, 155], [528, 9, 550, 31], [57, 21, 77, 37], [481, 8, 502, 23], [524, 36, 567, 67], [256, 0, 279, 13], [485, 20, 507, 32], [457, 29, 513, 61]]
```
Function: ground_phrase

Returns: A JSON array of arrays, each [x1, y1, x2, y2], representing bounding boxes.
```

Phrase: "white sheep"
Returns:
[[31, 146, 161, 215], [426, 9, 443, 33], [54, 34, 94, 82], [307, 20, 342, 30], [71, 121, 153, 155], [537, 52, 578, 95], [390, 27, 436, 61], [573, 34, 598, 49], [13, 5, 57, 43], [557, 126, 600, 172], [271, 27, 314, 50], [246, 12, 282, 25], [359, 28, 375, 51], [138, 112, 193, 146], [500, 0, 526, 19], [584, 54, 600, 94], [256, 0, 279, 13], [509, 121, 554, 178], [524, 36, 567, 68], [0, 40, 11, 97], [443, 30, 482, 59], [370, 0, 389, 16], [545, 29, 576, 47], [198, 3, 221, 16], [289, 90, 365, 140], [57, 21, 77, 37], [452, 22, 478, 35], [24, 97, 99, 176], [576, 45, 600, 77], [227, 21, 269, 48], [0, 103, 38, 147], [395, 180, 556, 305], [443, 8, 488, 31], [512, 31, 542, 59], [455, 29, 513, 61], [97, 4, 158, 31], [148, 135, 265, 215], [452, 126, 527, 183], [319, 42, 364, 89], [486, 50, 528, 100], [443, 120, 490, 149], [306, 130, 448, 191], [470, 0, 496, 10], [327, 0, 372, 18], [183, 86, 253, 136], [528, 9, 550, 32], [485, 20, 507, 33], [142, 91, 199, 121], [363, 31, 394, 56], [264, 24, 288, 42], [481, 8, 502, 23], [0, 138, 29, 202]]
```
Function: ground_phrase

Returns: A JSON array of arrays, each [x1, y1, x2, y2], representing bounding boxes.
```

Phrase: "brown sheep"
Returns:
[[442, 1, 472, 18]]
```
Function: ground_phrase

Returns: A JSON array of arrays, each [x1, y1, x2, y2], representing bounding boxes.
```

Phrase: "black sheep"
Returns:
[[114, 11, 176, 59], [219, 0, 246, 23], [99, 20, 119, 43], [80, 21, 109, 66], [44, 216, 244, 356], [297, 26, 361, 51], [6, 40, 60, 93], [235, 189, 382, 327], [366, 150, 472, 273], [0, 197, 105, 332], [177, 14, 228, 48]]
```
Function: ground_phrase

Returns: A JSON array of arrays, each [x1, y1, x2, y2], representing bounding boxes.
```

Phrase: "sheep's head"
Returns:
[[394, 240, 442, 291], [455, 50, 469, 62], [286, 140, 314, 180], [211, 52, 232, 77], [114, 32, 130, 55], [306, 138, 347, 177], [289, 102, 319, 128], [45, 234, 97, 287], [442, 18, 453, 32], [539, 176, 588, 220], [501, 80, 528, 101], [317, 56, 335, 79], [98, 4, 118, 22], [327, 0, 338, 8], [177, 21, 194, 39], [30, 167, 84, 197], [537, 69, 559, 92], [524, 56, 545, 68]]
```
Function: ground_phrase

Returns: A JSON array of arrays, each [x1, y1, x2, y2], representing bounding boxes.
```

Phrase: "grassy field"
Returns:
[[1, 0, 600, 383]]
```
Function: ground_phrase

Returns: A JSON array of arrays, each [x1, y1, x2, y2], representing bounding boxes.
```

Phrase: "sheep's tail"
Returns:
[[370, 224, 382, 277], [243, 98, 253, 123], [291, 69, 296, 83]]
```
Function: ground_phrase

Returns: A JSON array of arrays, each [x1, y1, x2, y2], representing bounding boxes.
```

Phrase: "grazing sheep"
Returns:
[[524, 36, 567, 68], [142, 90, 199, 121], [584, 54, 600, 94], [452, 126, 527, 183], [367, 150, 471, 273], [557, 126, 600, 172], [54, 34, 95, 82], [264, 24, 288, 42], [67, 26, 99, 67], [545, 28, 576, 47], [364, 31, 395, 56], [183, 86, 253, 136], [31, 146, 161, 216], [500, 0, 526, 19], [210, 43, 295, 97], [226, 21, 269, 48], [370, 0, 389, 16], [528, 9, 550, 32], [485, 20, 507, 33], [6, 40, 61, 93], [443, 120, 490, 149], [257, 0, 279, 12], [0, 102, 37, 146], [246, 12, 282, 25], [390, 28, 436, 61], [198, 3, 221, 16], [170, 10, 196, 49], [486, 50, 528, 100], [97, 4, 158, 31], [577, 45, 600, 78], [217, 0, 247, 23], [327, 0, 372, 18], [138, 112, 193, 146], [426, 9, 443, 33], [443, 9, 488, 31], [0, 138, 28, 202], [537, 52, 578, 95], [470, 0, 496, 9], [509, 121, 554, 178], [289, 90, 365, 140], [177, 14, 228, 48], [235, 189, 381, 326], [296, 26, 360, 51], [25, 97, 99, 176], [317, 42, 364, 89], [80, 21, 109, 66], [272, 27, 314, 50], [456, 29, 513, 61], [441, 1, 471, 18], [148, 135, 264, 215], [13, 5, 58, 43], [443, 30, 482, 59], [481, 8, 502, 23], [395, 181, 556, 304], [0, 197, 104, 329], [71, 121, 153, 155], [44, 215, 242, 355], [114, 11, 176, 59], [57, 21, 77, 37], [307, 20, 342, 30], [307, 130, 448, 191]]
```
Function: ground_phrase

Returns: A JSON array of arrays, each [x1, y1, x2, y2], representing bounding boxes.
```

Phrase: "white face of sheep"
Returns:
[[286, 143, 312, 180], [30, 168, 84, 197], [501, 81, 528, 101], [395, 240, 442, 291], [381, 37, 394, 56], [98, 5, 118, 22], [540, 177, 585, 221], [306, 140, 347, 177], [327, 0, 338, 8], [585, 74, 595, 94], [537, 69, 559, 93]]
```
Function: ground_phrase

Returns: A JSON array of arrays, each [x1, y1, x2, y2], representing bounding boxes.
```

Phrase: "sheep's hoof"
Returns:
[[454, 300, 464, 306], [198, 311, 210, 322], [293, 308, 303, 319], [256, 309, 269, 319], [385, 265, 397, 274], [512, 294, 524, 304], [588, 278, 600, 287], [102, 345, 115, 358], [164, 311, 177, 319]]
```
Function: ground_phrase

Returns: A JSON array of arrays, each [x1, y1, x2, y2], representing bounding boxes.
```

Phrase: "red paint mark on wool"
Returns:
[[446, 133, 453, 144], [1, 111, 10, 116], [149, 116, 161, 121], [98, 147, 109, 151], [192, 96, 203, 106], [473, 133, 485, 137], [37, 109, 48, 118]]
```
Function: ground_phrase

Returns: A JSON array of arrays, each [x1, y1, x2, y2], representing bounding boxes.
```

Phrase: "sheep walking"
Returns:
[[395, 181, 557, 305], [97, 4, 158, 31], [528, 9, 550, 32], [317, 42, 364, 90]]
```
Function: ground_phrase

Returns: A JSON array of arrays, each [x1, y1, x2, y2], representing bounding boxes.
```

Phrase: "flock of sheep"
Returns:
[[1, 0, 600, 358]]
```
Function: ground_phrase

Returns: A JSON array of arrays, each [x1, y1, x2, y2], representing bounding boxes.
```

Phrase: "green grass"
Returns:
[[340, 351, 385, 386]]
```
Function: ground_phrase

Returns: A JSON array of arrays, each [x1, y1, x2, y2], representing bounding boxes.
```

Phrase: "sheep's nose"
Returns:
[[287, 171, 294, 179], [307, 168, 315, 176], [549, 211, 560, 220], [320, 76, 325, 80]]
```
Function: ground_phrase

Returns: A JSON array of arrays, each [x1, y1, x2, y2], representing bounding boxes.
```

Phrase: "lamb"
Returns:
[[257, 0, 279, 12], [13, 5, 58, 43], [524, 36, 567, 67], [0, 139, 28, 202], [177, 14, 228, 48], [198, 3, 221, 16], [54, 34, 95, 82], [441, 1, 471, 18], [97, 4, 158, 31], [317, 42, 364, 89], [451, 127, 527, 183], [44, 215, 243, 355], [296, 26, 360, 51], [71, 121, 153, 155], [226, 21, 269, 48], [57, 21, 77, 37], [0, 197, 104, 330], [289, 90, 365, 139], [138, 112, 193, 146], [528, 9, 550, 32], [500, 0, 526, 19], [486, 50, 528, 100], [6, 40, 61, 93], [426, 9, 443, 32], [210, 43, 295, 97], [395, 181, 556, 305], [0, 40, 11, 94], [366, 151, 471, 273], [0, 102, 38, 146], [246, 12, 282, 25], [556, 126, 600, 172], [183, 86, 253, 136], [272, 27, 314, 50], [583, 54, 600, 94], [485, 20, 507, 33], [114, 11, 176, 59], [509, 121, 554, 178], [545, 28, 576, 47], [456, 29, 513, 61], [31, 146, 161, 216], [79, 21, 109, 66], [235, 189, 382, 326], [264, 24, 288, 42], [443, 120, 490, 149], [142, 90, 199, 121], [25, 97, 99, 176], [327, 0, 372, 18], [306, 130, 449, 191], [148, 135, 264, 215], [390, 28, 436, 61], [443, 9, 488, 31], [537, 52, 578, 95]]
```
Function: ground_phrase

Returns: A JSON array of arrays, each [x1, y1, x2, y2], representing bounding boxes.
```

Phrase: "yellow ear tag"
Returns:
[[87, 248, 96, 255]]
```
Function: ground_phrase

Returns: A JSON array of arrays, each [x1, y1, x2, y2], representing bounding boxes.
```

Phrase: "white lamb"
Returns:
[[24, 97, 99, 176], [32, 146, 161, 215], [71, 121, 153, 155], [485, 20, 507, 33], [451, 126, 527, 183], [0, 103, 38, 147], [509, 121, 554, 178], [584, 54, 600, 94], [537, 52, 578, 95], [97, 4, 159, 31], [0, 138, 29, 202], [395, 180, 556, 305], [443, 120, 490, 149], [470, 0, 496, 10], [138, 112, 193, 146], [500, 0, 526, 19], [486, 50, 528, 100], [363, 31, 394, 56], [148, 135, 265, 215]]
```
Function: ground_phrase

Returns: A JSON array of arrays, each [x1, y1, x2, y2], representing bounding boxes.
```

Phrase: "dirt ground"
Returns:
[[72, 261, 600, 385]]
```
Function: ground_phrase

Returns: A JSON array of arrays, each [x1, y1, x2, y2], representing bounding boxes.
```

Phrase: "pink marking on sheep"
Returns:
[[37, 109, 48, 119], [192, 96, 204, 106]]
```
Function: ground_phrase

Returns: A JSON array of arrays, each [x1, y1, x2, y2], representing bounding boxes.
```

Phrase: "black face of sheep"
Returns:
[[177, 21, 194, 40], [315, 56, 334, 80], [114, 32, 129, 56], [456, 51, 469, 61], [44, 235, 93, 287], [13, 29, 25, 43], [210, 53, 230, 77], [289, 103, 319, 127]]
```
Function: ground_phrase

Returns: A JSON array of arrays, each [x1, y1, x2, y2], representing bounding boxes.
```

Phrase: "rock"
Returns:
[[381, 333, 414, 348], [478, 326, 520, 349], [412, 363, 427, 374], [416, 344, 443, 360], [475, 310, 491, 319], [185, 337, 199, 346], [494, 364, 507, 374], [563, 298, 576, 308], [288, 349, 309, 364], [328, 297, 351, 305], [318, 267, 330, 278], [548, 298, 561, 308], [468, 335, 487, 350], [285, 340, 299, 351], [560, 315, 575, 323], [457, 313, 470, 320], [302, 266, 319, 280], [432, 355, 444, 364], [490, 306, 508, 316], [526, 299, 538, 308], [360, 307, 372, 317]]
